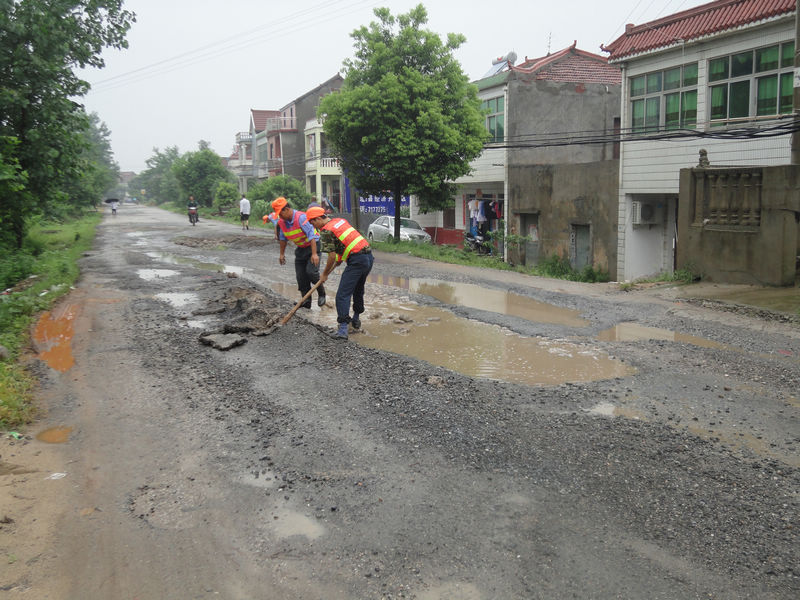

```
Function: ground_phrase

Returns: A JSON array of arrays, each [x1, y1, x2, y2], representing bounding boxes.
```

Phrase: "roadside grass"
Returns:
[[371, 239, 611, 283], [618, 267, 699, 291], [0, 213, 101, 428]]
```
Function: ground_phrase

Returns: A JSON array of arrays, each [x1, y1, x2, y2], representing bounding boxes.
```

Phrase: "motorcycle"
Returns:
[[464, 231, 492, 255], [188, 206, 198, 226]]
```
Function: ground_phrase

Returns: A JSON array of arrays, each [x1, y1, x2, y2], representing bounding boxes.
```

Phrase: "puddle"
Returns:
[[368, 274, 588, 327], [686, 425, 800, 468], [586, 402, 647, 420], [155, 292, 197, 308], [33, 304, 78, 372], [596, 323, 725, 349], [147, 252, 243, 275], [268, 283, 631, 385], [270, 510, 325, 540], [240, 470, 276, 489], [677, 284, 800, 314], [36, 425, 73, 443], [136, 269, 179, 281]]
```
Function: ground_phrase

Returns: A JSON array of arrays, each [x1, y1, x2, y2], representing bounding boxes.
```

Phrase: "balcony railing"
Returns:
[[265, 116, 296, 133], [235, 131, 252, 143]]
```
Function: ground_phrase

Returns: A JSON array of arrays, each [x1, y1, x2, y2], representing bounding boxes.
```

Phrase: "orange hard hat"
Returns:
[[271, 197, 288, 214], [305, 206, 326, 220], [262, 212, 277, 223]]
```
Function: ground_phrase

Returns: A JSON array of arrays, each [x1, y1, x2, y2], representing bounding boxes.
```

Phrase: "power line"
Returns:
[[87, 0, 378, 94]]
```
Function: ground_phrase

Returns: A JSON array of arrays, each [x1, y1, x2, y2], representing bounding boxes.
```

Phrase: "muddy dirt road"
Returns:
[[1, 205, 798, 599]]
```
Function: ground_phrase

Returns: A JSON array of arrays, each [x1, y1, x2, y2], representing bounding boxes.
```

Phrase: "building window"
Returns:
[[630, 63, 697, 132], [708, 41, 794, 126], [481, 96, 504, 143]]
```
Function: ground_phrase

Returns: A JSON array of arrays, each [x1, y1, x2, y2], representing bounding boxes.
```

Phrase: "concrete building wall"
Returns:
[[677, 165, 800, 285], [506, 75, 621, 278], [615, 18, 794, 281], [510, 161, 619, 279], [507, 78, 620, 166]]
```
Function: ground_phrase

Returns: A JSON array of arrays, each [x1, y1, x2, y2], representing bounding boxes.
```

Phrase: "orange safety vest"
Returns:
[[322, 218, 369, 262], [277, 210, 312, 248]]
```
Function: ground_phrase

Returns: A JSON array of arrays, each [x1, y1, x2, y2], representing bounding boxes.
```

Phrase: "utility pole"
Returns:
[[793, 0, 800, 164]]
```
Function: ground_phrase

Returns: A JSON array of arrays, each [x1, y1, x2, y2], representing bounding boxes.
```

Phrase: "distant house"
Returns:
[[250, 109, 280, 180], [227, 131, 253, 193], [415, 44, 621, 278], [602, 0, 798, 283], [265, 74, 343, 182]]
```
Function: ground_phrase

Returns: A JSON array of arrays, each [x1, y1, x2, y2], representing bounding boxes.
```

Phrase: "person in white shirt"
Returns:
[[239, 194, 251, 230]]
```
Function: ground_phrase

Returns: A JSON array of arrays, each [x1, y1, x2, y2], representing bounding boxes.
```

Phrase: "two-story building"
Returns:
[[603, 0, 799, 283], [304, 117, 343, 210], [415, 45, 621, 278], [264, 74, 343, 182], [227, 131, 253, 193]]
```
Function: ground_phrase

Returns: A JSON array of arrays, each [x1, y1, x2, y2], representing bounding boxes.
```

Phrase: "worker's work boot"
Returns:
[[317, 292, 326, 307], [351, 316, 361, 330], [335, 322, 348, 339]]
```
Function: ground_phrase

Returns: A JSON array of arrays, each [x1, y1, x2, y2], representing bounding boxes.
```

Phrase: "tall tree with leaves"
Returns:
[[0, 0, 134, 246], [172, 146, 233, 207], [319, 4, 486, 240], [129, 146, 181, 204]]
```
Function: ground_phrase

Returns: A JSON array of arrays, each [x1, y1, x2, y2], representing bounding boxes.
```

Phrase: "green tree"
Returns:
[[172, 145, 232, 207], [0, 137, 29, 250], [129, 146, 181, 204], [213, 181, 238, 215], [247, 175, 311, 208], [319, 4, 486, 240], [0, 0, 134, 247], [60, 113, 120, 213]]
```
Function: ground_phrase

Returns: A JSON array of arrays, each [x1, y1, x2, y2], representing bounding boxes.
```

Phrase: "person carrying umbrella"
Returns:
[[272, 197, 326, 309], [305, 206, 373, 340]]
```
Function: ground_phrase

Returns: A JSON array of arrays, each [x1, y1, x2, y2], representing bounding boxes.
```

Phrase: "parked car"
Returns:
[[367, 216, 431, 243]]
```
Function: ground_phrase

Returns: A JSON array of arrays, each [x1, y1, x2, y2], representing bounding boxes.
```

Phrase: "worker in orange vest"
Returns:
[[272, 197, 326, 309], [306, 206, 373, 339]]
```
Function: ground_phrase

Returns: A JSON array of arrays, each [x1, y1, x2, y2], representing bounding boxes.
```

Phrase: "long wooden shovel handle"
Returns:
[[279, 279, 324, 326]]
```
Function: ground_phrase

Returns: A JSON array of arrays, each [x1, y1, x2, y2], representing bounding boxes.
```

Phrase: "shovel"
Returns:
[[279, 279, 325, 326]]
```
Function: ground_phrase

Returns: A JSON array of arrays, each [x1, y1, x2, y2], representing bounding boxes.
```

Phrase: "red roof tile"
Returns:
[[512, 43, 621, 84], [602, 0, 795, 61], [250, 109, 280, 133]]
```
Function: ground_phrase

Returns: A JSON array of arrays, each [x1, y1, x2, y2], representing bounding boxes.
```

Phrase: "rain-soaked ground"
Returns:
[[134, 250, 780, 388]]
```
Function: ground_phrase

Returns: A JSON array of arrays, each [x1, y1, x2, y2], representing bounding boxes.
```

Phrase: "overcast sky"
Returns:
[[80, 0, 709, 172]]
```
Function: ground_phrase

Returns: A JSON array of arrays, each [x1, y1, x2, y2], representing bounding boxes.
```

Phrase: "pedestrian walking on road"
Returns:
[[306, 206, 373, 339], [272, 197, 326, 309], [239, 194, 251, 230]]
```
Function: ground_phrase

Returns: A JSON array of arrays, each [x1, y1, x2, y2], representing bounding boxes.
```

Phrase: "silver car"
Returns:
[[367, 216, 431, 243]]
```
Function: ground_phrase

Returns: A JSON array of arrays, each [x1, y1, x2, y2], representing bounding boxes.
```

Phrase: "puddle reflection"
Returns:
[[137, 269, 179, 281], [155, 292, 197, 308], [269, 281, 631, 385], [596, 323, 725, 349], [368, 274, 588, 327], [33, 304, 78, 372], [147, 252, 243, 275]]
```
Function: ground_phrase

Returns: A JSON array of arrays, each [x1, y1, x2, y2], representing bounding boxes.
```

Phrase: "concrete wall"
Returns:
[[678, 165, 800, 285], [507, 77, 620, 165], [506, 75, 621, 279], [509, 161, 619, 279]]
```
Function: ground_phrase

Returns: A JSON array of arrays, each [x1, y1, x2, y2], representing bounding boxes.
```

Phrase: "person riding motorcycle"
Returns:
[[187, 196, 199, 223]]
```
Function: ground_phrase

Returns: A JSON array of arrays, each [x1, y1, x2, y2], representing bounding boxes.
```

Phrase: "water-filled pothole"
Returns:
[[596, 323, 725, 348], [269, 282, 631, 385], [368, 274, 588, 327]]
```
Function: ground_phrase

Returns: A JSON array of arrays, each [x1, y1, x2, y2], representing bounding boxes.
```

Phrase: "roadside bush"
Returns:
[[0, 251, 36, 290]]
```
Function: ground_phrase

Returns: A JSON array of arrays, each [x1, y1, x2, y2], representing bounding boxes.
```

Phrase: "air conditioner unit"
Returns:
[[631, 200, 660, 225]]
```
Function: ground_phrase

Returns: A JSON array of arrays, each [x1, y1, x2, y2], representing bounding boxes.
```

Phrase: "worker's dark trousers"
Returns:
[[294, 242, 324, 308], [336, 251, 374, 323]]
